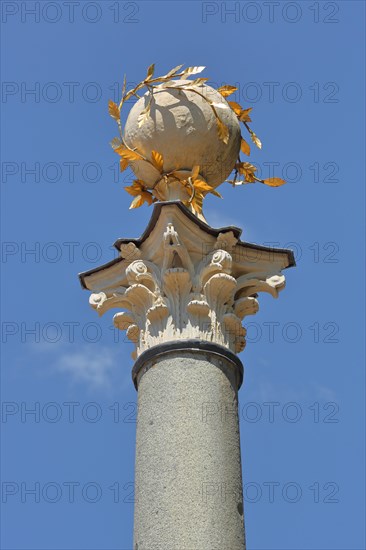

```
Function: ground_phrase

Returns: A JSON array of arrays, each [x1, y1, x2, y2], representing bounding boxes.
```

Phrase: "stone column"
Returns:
[[133, 342, 245, 550], [79, 201, 295, 550]]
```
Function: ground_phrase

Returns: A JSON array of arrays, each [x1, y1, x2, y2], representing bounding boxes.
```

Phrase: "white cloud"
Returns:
[[245, 373, 337, 404], [313, 384, 337, 401], [56, 346, 118, 390], [28, 341, 131, 393]]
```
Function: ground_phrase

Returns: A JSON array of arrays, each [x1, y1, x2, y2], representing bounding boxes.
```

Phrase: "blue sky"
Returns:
[[1, 1, 365, 549]]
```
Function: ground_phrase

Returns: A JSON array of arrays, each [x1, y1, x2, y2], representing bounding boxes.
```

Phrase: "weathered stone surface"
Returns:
[[133, 348, 245, 550]]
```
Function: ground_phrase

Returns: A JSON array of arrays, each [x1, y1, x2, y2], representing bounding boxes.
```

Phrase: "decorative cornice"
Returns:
[[79, 202, 295, 360], [79, 201, 295, 288]]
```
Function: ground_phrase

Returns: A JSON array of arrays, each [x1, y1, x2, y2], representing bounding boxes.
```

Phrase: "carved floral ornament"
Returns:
[[82, 205, 293, 361]]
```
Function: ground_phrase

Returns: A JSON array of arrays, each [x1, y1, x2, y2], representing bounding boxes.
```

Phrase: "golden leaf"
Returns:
[[227, 102, 253, 122], [190, 191, 204, 215], [217, 85, 237, 97], [240, 138, 250, 156], [142, 191, 154, 205], [239, 108, 252, 122], [114, 144, 125, 155], [125, 181, 153, 208], [210, 188, 223, 198], [194, 179, 213, 192], [108, 100, 120, 121], [237, 162, 257, 173], [125, 180, 144, 196], [121, 74, 127, 97], [236, 162, 257, 183], [165, 64, 184, 78], [117, 147, 143, 161], [191, 165, 200, 180], [124, 82, 144, 102], [228, 101, 243, 116], [137, 98, 152, 127], [250, 132, 262, 149], [124, 89, 135, 101], [138, 109, 150, 127], [216, 118, 229, 144], [244, 173, 256, 183], [262, 177, 286, 187], [145, 63, 155, 81], [151, 150, 164, 173], [120, 158, 129, 172], [119, 75, 127, 109], [180, 66, 205, 79], [193, 178, 222, 199], [125, 186, 138, 197], [190, 77, 209, 86], [129, 195, 144, 209]]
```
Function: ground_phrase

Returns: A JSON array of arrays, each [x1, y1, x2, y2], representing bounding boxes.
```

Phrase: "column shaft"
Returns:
[[133, 344, 246, 550]]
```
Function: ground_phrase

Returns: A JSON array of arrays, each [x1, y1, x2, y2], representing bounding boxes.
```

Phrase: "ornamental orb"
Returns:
[[123, 81, 241, 192]]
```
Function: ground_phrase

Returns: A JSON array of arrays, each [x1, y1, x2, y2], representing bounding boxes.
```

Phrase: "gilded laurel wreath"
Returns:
[[108, 64, 286, 215]]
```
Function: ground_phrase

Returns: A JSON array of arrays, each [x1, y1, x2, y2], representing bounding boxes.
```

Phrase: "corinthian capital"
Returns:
[[79, 202, 294, 360]]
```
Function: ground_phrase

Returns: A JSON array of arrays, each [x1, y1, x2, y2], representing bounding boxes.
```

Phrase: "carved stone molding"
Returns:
[[80, 202, 295, 360]]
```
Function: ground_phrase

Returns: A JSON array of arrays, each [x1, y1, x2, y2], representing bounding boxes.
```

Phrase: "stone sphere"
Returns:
[[123, 81, 241, 189]]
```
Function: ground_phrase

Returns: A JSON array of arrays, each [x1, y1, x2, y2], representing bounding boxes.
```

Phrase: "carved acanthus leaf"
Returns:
[[119, 242, 141, 261], [234, 296, 259, 319], [214, 231, 238, 252], [85, 220, 288, 358], [89, 288, 129, 315], [236, 273, 285, 299]]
